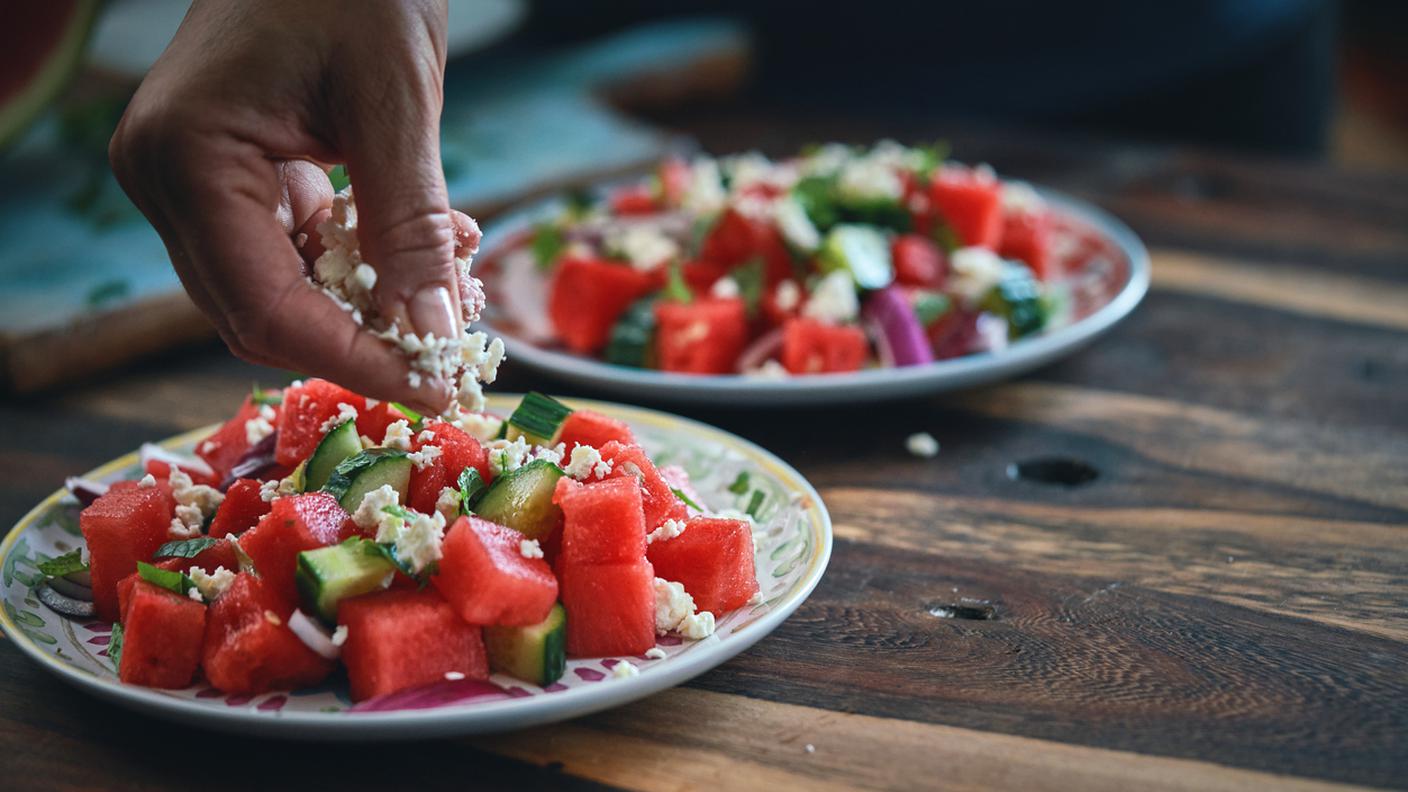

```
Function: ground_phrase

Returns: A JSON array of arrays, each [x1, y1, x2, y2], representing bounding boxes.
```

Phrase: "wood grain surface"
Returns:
[[1, 120, 1405, 791]]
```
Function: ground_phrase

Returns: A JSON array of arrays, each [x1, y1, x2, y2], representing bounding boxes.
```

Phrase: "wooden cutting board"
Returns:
[[0, 18, 747, 394]]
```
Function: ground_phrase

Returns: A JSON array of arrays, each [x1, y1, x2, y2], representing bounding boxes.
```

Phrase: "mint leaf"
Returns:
[[38, 550, 87, 578], [530, 223, 566, 272], [137, 562, 195, 597], [458, 468, 487, 514], [913, 292, 952, 326], [251, 384, 283, 406], [671, 487, 702, 512], [727, 471, 751, 496], [663, 262, 693, 304], [108, 622, 124, 671], [155, 537, 220, 560]]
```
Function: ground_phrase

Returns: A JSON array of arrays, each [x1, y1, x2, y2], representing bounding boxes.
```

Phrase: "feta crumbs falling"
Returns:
[[446, 408, 503, 443], [407, 444, 442, 471], [677, 610, 716, 640], [644, 647, 668, 660], [318, 402, 359, 435], [188, 566, 236, 601], [906, 432, 940, 458], [612, 660, 641, 679], [245, 403, 277, 445], [382, 420, 414, 451], [138, 474, 157, 488], [519, 539, 544, 559], [562, 445, 612, 481], [167, 469, 223, 539], [647, 519, 687, 545]]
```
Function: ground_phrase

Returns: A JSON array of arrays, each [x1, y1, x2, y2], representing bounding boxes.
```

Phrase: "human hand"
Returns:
[[110, 0, 476, 413]]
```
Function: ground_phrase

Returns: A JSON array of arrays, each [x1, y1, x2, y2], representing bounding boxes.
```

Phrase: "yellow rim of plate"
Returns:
[[0, 394, 831, 689]]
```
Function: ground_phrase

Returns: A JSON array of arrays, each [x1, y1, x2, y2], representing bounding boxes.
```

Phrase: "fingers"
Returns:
[[276, 160, 334, 270]]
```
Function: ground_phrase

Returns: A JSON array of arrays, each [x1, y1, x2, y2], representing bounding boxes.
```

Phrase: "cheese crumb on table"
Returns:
[[906, 432, 940, 458]]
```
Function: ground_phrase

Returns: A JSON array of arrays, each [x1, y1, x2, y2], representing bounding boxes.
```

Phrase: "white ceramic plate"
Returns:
[[475, 187, 1150, 406], [0, 395, 831, 739]]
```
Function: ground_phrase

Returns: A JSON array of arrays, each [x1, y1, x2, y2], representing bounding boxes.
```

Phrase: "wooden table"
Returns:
[[1, 121, 1405, 790]]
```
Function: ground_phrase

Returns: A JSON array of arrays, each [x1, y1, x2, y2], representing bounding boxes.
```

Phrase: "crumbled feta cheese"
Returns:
[[331, 625, 348, 647], [245, 404, 277, 446], [798, 143, 852, 178], [742, 359, 790, 380], [360, 435, 377, 449], [562, 445, 613, 481], [612, 661, 641, 679], [774, 280, 801, 312], [906, 432, 940, 458], [352, 484, 402, 532], [653, 578, 696, 635], [199, 440, 219, 455], [259, 473, 300, 503], [167, 469, 223, 539], [519, 539, 544, 559], [138, 474, 157, 489], [974, 312, 1010, 354], [484, 436, 533, 477], [710, 276, 740, 300], [264, 609, 283, 626], [644, 647, 668, 660], [949, 247, 1006, 305], [607, 225, 680, 272], [678, 610, 716, 640], [187, 586, 202, 602], [532, 442, 566, 467], [682, 158, 727, 216], [417, 429, 437, 443], [1001, 180, 1045, 214], [407, 444, 442, 471], [434, 486, 461, 523], [774, 196, 822, 253], [748, 591, 765, 606], [319, 402, 359, 435], [721, 151, 777, 193], [392, 509, 446, 574], [382, 419, 414, 451], [188, 565, 236, 601], [445, 407, 503, 442], [837, 158, 903, 202], [351, 263, 377, 292], [801, 271, 859, 324], [647, 519, 687, 545], [444, 671, 466, 681]]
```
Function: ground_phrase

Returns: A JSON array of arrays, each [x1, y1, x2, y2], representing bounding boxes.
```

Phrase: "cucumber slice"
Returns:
[[505, 392, 573, 446], [604, 297, 657, 368], [819, 224, 894, 290], [295, 540, 397, 624], [321, 449, 412, 512], [474, 460, 564, 540], [304, 419, 362, 492], [485, 603, 567, 686]]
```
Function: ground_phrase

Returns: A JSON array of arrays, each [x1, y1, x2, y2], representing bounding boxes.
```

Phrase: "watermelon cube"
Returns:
[[355, 401, 409, 445], [891, 234, 948, 289], [781, 318, 869, 374], [203, 573, 333, 694], [647, 517, 758, 614], [194, 395, 265, 481], [560, 561, 656, 657], [548, 256, 663, 354], [999, 209, 1051, 280], [118, 581, 206, 688], [699, 207, 793, 284], [339, 588, 489, 702], [275, 379, 367, 467], [209, 478, 271, 538], [609, 183, 659, 216], [552, 476, 647, 566], [81, 484, 174, 622], [407, 420, 492, 515], [598, 441, 689, 530], [432, 516, 558, 626], [558, 410, 636, 454], [654, 298, 750, 375], [238, 492, 347, 607], [928, 169, 1003, 249]]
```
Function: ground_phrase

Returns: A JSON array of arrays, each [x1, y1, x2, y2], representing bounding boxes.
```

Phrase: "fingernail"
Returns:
[[409, 286, 459, 339]]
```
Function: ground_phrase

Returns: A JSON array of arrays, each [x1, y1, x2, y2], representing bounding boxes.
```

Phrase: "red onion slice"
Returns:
[[140, 443, 216, 478], [735, 328, 785, 374], [222, 432, 279, 489], [288, 609, 341, 660], [862, 287, 934, 368], [65, 477, 110, 506]]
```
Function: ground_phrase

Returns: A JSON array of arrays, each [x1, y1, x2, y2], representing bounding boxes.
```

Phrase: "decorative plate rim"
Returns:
[[475, 185, 1151, 405], [0, 395, 832, 739]]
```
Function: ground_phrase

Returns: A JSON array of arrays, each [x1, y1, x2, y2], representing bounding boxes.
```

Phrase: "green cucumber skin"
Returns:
[[820, 224, 894, 290], [604, 297, 657, 368], [322, 449, 412, 511], [295, 543, 396, 623], [475, 460, 565, 540], [304, 420, 362, 492], [506, 392, 572, 446], [485, 603, 567, 686]]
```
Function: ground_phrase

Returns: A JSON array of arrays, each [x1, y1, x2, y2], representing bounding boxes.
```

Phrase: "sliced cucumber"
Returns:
[[321, 449, 412, 512], [504, 392, 573, 446], [604, 297, 657, 368], [304, 419, 362, 492], [485, 603, 567, 686], [295, 540, 397, 624], [474, 460, 565, 540], [819, 224, 894, 290]]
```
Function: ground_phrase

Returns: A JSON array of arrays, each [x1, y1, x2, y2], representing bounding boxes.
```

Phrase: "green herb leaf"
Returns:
[[108, 622, 124, 671], [381, 504, 413, 523], [530, 223, 566, 272], [458, 468, 488, 514], [251, 384, 283, 406], [137, 562, 195, 597], [328, 165, 350, 192], [727, 472, 751, 496], [565, 188, 595, 216], [37, 550, 87, 578], [931, 222, 962, 254], [732, 258, 766, 317], [745, 490, 766, 520], [912, 292, 952, 326], [671, 487, 703, 512], [664, 261, 693, 304], [793, 175, 841, 233], [155, 537, 220, 560]]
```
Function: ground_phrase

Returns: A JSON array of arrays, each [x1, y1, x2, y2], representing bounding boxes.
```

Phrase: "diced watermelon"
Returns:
[[654, 298, 749, 375], [154, 538, 240, 575], [999, 209, 1051, 280], [237, 492, 347, 607], [597, 441, 689, 531], [339, 588, 489, 701], [781, 318, 869, 374], [407, 420, 491, 515], [928, 169, 1003, 249], [681, 258, 733, 294], [195, 396, 264, 481], [209, 478, 271, 538], [432, 516, 558, 626], [81, 484, 174, 622], [760, 280, 803, 327], [355, 401, 409, 445], [647, 517, 759, 614], [560, 561, 656, 657], [548, 256, 665, 354], [552, 476, 647, 566], [117, 581, 206, 688], [609, 184, 658, 216], [275, 379, 368, 467], [202, 573, 333, 694], [700, 207, 792, 284], [891, 234, 948, 288], [557, 409, 636, 454]]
